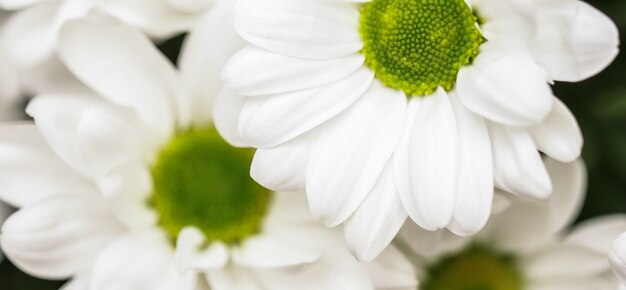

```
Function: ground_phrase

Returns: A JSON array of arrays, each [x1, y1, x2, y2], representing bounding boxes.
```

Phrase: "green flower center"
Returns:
[[360, 0, 484, 96], [150, 128, 271, 245], [421, 246, 524, 290]]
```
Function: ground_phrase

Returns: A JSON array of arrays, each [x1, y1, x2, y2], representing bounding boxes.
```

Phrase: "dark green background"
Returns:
[[2, 0, 626, 288]]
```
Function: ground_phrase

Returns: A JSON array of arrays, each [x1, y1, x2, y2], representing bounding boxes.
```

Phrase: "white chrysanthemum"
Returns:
[[610, 233, 626, 289], [399, 158, 626, 290], [0, 7, 417, 290], [0, 0, 211, 99], [216, 0, 619, 261]]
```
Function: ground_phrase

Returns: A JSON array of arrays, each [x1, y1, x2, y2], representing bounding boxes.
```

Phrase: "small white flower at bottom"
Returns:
[[399, 158, 625, 289]]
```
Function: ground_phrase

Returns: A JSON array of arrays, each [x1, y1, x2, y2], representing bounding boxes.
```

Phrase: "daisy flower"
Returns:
[[0, 0, 211, 100], [610, 233, 626, 289], [399, 158, 626, 290], [216, 0, 620, 260], [0, 7, 418, 290]]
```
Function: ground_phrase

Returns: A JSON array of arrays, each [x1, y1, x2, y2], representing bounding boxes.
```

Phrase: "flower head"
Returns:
[[217, 0, 619, 260]]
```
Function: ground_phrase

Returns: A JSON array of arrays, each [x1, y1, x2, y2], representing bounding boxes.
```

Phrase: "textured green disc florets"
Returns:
[[360, 0, 484, 96], [150, 128, 271, 245], [421, 246, 524, 290]]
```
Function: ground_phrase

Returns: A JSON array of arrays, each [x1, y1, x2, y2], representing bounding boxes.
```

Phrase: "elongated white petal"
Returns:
[[610, 233, 626, 284], [179, 0, 244, 127], [99, 164, 157, 229], [61, 275, 90, 290], [344, 161, 407, 262], [531, 0, 619, 82], [1, 3, 56, 69], [529, 98, 582, 162], [1, 194, 123, 279], [101, 0, 201, 39], [175, 227, 229, 273], [364, 245, 417, 289], [306, 80, 406, 227], [251, 130, 317, 192], [207, 266, 263, 290], [238, 67, 374, 148], [0, 123, 94, 207], [399, 88, 458, 230], [485, 159, 586, 253], [58, 15, 178, 143], [0, 0, 54, 10], [223, 45, 365, 96], [489, 124, 552, 199], [232, 226, 322, 268], [457, 38, 553, 127], [234, 0, 362, 60], [522, 244, 608, 280], [565, 214, 626, 255], [447, 93, 493, 236], [91, 230, 197, 290], [213, 87, 248, 147]]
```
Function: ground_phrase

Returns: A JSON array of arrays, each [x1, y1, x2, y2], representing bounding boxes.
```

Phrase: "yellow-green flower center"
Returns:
[[150, 128, 271, 245], [360, 0, 484, 96], [421, 246, 524, 290]]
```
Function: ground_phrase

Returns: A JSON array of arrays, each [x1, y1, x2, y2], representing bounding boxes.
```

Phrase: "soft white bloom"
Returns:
[[216, 0, 619, 260], [610, 233, 626, 289], [0, 6, 417, 290], [400, 158, 625, 289], [0, 0, 211, 99]]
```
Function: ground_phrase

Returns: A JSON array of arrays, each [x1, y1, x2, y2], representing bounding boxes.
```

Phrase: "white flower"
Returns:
[[400, 158, 626, 289], [0, 6, 417, 290], [610, 233, 626, 289], [0, 0, 211, 99], [216, 0, 619, 260]]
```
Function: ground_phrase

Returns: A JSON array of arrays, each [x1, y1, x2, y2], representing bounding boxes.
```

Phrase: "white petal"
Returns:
[[1, 194, 123, 279], [484, 159, 586, 253], [343, 161, 407, 262], [207, 266, 263, 290], [232, 226, 322, 268], [542, 158, 587, 236], [528, 278, 608, 290], [363, 245, 417, 289], [457, 38, 554, 127], [0, 123, 94, 207], [238, 67, 374, 147], [27, 95, 100, 177], [91, 230, 197, 290], [99, 164, 158, 229], [610, 233, 626, 284], [447, 93, 493, 236], [489, 124, 552, 199], [565, 214, 626, 255], [101, 0, 201, 39], [61, 274, 91, 290], [531, 0, 619, 82], [522, 244, 608, 280], [175, 227, 229, 273], [262, 192, 317, 227], [1, 3, 56, 69], [223, 45, 365, 96], [234, 0, 362, 60], [58, 15, 179, 143], [179, 0, 244, 127], [399, 224, 471, 262], [212, 87, 248, 147], [250, 130, 317, 192], [0, 0, 54, 10], [76, 104, 154, 180], [398, 88, 458, 230], [529, 98, 582, 162], [306, 80, 406, 227]]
